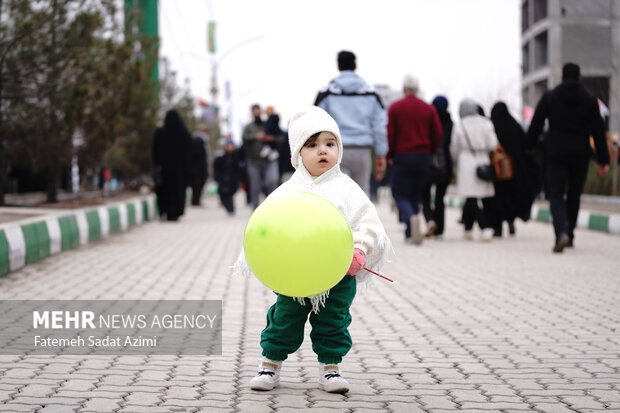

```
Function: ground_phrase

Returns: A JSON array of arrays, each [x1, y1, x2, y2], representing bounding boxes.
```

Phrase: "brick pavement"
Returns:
[[0, 193, 618, 412]]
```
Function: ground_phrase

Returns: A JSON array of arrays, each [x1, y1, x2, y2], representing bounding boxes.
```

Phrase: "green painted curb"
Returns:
[[127, 203, 136, 227], [142, 200, 150, 221], [21, 221, 50, 264], [0, 230, 9, 276], [0, 196, 154, 276], [207, 184, 218, 195], [85, 210, 102, 241], [536, 208, 552, 223], [108, 207, 121, 234], [447, 194, 620, 235], [58, 215, 80, 251], [35, 221, 50, 261], [588, 214, 609, 232]]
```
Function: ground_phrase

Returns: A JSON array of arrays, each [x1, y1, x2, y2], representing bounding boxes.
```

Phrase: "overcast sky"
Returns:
[[159, 0, 522, 140]]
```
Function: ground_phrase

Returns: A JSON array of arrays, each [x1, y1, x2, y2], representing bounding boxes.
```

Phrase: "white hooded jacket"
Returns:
[[233, 107, 392, 312]]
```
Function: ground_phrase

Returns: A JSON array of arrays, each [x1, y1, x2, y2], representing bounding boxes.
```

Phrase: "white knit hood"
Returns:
[[288, 106, 343, 169]]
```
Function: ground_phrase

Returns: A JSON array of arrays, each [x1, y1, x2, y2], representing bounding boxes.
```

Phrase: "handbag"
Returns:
[[491, 144, 513, 180], [476, 163, 495, 181], [461, 123, 495, 182]]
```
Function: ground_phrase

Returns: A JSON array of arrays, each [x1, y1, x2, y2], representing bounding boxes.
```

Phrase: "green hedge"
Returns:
[[583, 160, 620, 195]]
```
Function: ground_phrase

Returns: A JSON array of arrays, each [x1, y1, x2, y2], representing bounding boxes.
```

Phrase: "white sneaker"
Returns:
[[479, 228, 494, 242], [409, 215, 423, 245], [318, 363, 350, 393], [249, 358, 282, 391], [464, 230, 474, 241]]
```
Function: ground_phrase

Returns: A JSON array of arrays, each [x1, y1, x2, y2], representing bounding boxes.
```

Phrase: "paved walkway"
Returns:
[[0, 193, 618, 412]]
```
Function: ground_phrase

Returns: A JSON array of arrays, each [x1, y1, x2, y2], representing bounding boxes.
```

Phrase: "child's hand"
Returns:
[[348, 248, 366, 276]]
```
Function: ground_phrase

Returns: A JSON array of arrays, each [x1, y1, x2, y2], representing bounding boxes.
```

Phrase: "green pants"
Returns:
[[260, 275, 357, 364]]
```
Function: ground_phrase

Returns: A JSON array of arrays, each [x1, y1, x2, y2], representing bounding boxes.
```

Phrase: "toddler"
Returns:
[[234, 106, 391, 393]]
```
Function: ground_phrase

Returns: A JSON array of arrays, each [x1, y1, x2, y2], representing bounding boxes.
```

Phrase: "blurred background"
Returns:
[[0, 0, 618, 207]]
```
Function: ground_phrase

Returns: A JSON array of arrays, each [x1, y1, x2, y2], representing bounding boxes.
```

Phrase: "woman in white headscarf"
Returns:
[[450, 98, 498, 241]]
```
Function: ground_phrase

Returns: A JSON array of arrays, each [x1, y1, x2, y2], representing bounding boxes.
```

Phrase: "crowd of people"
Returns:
[[151, 103, 292, 220], [384, 59, 608, 251], [153, 53, 610, 254], [151, 55, 611, 395]]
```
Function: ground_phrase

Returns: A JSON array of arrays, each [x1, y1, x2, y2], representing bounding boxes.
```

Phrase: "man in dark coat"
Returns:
[[241, 104, 280, 209], [422, 95, 453, 238], [527, 63, 609, 252]]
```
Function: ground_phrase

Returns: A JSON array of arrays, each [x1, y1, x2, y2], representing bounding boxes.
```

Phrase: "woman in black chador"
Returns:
[[152, 109, 192, 221], [490, 102, 539, 236]]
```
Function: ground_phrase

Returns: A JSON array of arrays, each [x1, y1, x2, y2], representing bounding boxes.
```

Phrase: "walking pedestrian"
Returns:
[[213, 139, 242, 215], [422, 95, 453, 239], [189, 124, 209, 206], [235, 106, 391, 394], [526, 62, 609, 252], [490, 101, 532, 237], [387, 75, 442, 244], [314, 50, 388, 196], [260, 105, 282, 162], [450, 98, 498, 241], [241, 104, 281, 209], [152, 109, 192, 221], [277, 131, 294, 183]]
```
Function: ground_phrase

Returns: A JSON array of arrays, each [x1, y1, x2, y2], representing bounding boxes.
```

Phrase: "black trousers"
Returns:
[[190, 177, 206, 206], [218, 191, 235, 213], [462, 197, 493, 231], [545, 156, 590, 242], [422, 172, 449, 235], [390, 153, 432, 237]]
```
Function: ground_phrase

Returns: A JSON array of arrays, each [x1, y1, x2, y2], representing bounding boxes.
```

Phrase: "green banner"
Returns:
[[208, 21, 216, 53]]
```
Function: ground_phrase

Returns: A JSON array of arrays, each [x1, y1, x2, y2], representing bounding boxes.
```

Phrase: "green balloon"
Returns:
[[244, 191, 353, 297]]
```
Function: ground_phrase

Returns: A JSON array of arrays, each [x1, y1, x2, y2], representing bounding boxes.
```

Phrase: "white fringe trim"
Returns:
[[232, 249, 252, 278], [294, 289, 330, 314], [231, 229, 394, 314]]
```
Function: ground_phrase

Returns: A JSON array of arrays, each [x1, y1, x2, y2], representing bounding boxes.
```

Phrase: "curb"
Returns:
[[444, 195, 620, 236], [0, 195, 157, 276]]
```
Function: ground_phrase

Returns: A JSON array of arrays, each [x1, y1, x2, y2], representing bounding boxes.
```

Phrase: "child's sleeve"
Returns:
[[348, 198, 392, 272]]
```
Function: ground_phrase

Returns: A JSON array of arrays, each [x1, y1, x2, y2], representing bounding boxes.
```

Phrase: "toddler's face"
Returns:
[[300, 132, 339, 177]]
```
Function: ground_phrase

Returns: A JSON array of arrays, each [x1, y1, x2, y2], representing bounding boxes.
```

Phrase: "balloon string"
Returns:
[[363, 267, 393, 283]]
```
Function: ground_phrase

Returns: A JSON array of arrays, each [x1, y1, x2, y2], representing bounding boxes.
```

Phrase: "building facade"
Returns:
[[521, 0, 620, 132]]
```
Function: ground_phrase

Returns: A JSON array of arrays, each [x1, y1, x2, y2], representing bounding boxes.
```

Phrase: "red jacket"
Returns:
[[387, 95, 442, 159]]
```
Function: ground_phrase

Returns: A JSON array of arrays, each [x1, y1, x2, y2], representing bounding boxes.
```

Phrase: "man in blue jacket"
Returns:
[[314, 51, 388, 196]]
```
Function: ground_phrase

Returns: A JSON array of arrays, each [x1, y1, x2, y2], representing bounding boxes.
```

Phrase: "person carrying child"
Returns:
[[259, 105, 282, 162], [234, 106, 392, 393]]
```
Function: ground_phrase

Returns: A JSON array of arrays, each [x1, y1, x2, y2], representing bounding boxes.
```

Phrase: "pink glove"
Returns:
[[347, 248, 366, 276]]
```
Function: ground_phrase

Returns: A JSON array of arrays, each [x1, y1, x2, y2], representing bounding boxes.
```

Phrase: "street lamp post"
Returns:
[[207, 28, 262, 135]]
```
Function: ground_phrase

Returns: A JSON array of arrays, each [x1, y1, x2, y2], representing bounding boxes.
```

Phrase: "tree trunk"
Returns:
[[0, 155, 6, 206], [46, 164, 59, 203]]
